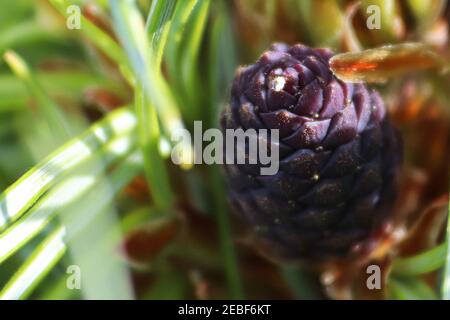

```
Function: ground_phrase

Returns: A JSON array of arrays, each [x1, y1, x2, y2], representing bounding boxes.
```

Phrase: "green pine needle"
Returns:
[[391, 242, 447, 277]]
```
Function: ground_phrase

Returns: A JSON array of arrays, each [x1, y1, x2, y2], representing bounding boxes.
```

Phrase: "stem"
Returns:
[[210, 165, 244, 299], [135, 86, 174, 213]]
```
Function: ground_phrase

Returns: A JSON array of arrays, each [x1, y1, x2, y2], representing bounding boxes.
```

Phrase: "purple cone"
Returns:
[[221, 43, 402, 261]]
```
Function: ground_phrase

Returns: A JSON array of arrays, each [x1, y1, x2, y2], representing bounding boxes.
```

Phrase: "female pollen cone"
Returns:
[[220, 43, 403, 262]]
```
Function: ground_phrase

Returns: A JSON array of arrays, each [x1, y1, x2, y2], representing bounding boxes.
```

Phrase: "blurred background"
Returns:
[[0, 0, 448, 300]]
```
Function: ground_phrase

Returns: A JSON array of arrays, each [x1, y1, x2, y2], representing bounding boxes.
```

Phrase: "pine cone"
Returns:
[[221, 43, 402, 261]]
